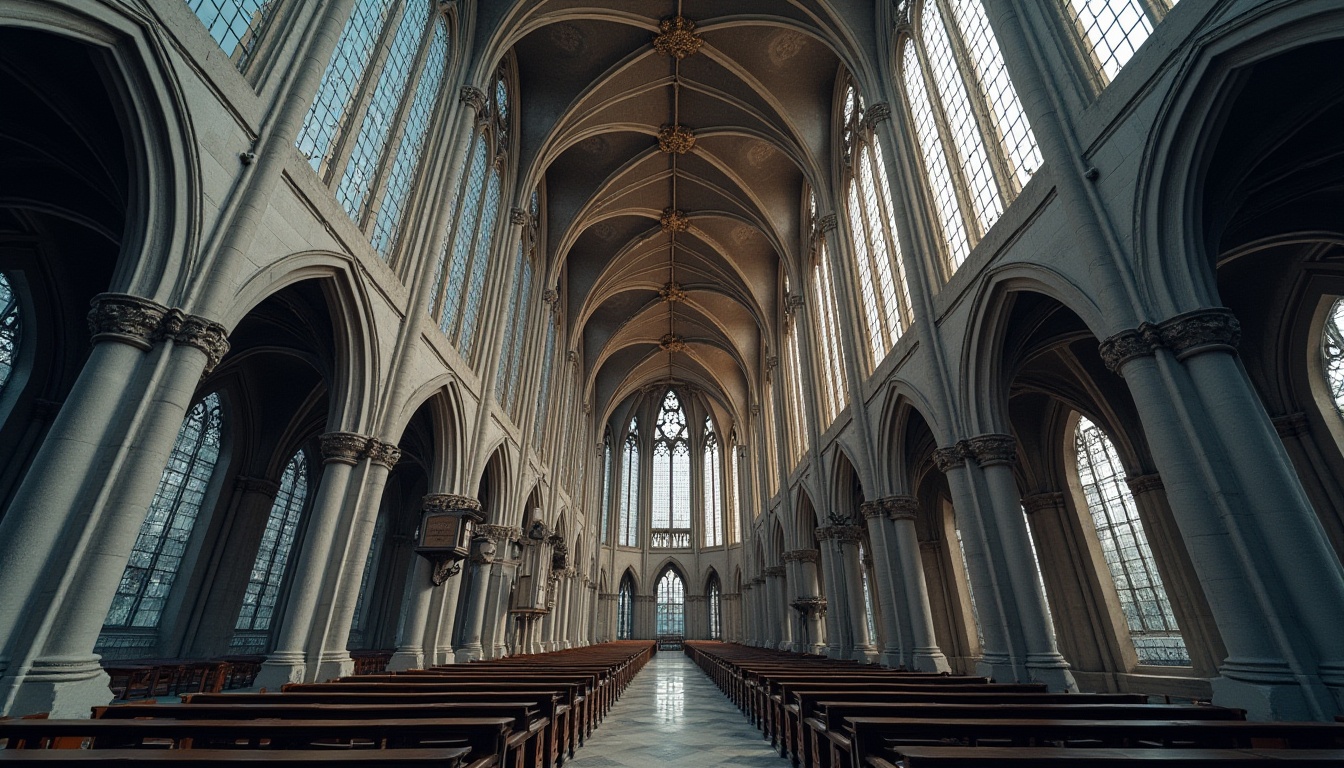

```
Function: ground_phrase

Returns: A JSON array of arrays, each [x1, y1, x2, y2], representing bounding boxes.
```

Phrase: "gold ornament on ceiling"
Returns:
[[659, 281, 688, 303], [660, 207, 690, 233], [653, 16, 703, 59], [659, 333, 688, 353], [657, 124, 696, 154]]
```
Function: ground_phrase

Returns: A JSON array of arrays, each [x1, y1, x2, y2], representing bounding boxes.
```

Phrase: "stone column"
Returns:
[[764, 566, 791, 650], [253, 432, 367, 688], [388, 494, 478, 671], [1101, 310, 1344, 719], [783, 549, 826, 653], [835, 525, 878, 662], [816, 533, 847, 658], [454, 534, 500, 662], [0, 297, 228, 716], [883, 496, 950, 672], [861, 501, 908, 667]]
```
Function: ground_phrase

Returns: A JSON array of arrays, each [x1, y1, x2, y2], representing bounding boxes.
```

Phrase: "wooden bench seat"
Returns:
[[867, 746, 1344, 766], [0, 747, 472, 766]]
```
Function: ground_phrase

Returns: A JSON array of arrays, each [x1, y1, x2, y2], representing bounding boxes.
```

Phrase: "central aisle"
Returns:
[[569, 651, 791, 767]]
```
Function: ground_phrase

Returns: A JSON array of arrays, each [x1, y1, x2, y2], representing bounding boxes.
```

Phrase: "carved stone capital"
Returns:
[[510, 207, 529, 226], [781, 548, 819, 564], [859, 501, 885, 519], [422, 493, 482, 514], [366, 439, 402, 469], [932, 444, 968, 472], [765, 355, 779, 373], [478, 524, 521, 543], [653, 15, 703, 59], [880, 495, 919, 521], [88, 293, 168, 350], [459, 85, 487, 113], [657, 124, 696, 154], [817, 213, 838, 233], [862, 102, 892, 128], [542, 288, 559, 305], [1271, 412, 1310, 439], [1125, 473, 1164, 496], [966, 433, 1017, 466], [1160, 308, 1240, 360], [816, 524, 864, 543], [159, 309, 231, 373], [1098, 323, 1162, 374], [790, 596, 827, 618], [320, 431, 371, 464], [1021, 491, 1066, 515], [763, 565, 786, 577], [751, 576, 766, 585]]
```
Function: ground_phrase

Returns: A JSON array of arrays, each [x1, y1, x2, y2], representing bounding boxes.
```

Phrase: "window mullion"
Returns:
[[856, 144, 896, 350], [321, 2, 404, 185], [913, 27, 985, 245], [935, 0, 1018, 199]]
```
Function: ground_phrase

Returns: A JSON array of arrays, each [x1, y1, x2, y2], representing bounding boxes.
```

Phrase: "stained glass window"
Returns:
[[1321, 298, 1344, 414], [1074, 415, 1189, 665], [655, 569, 685, 635], [707, 576, 722, 639], [232, 449, 310, 653], [618, 420, 640, 547], [651, 391, 691, 549], [496, 232, 535, 414], [600, 435, 613, 544], [531, 312, 557, 448], [728, 443, 741, 544], [184, 0, 278, 70], [437, 135, 488, 334], [811, 239, 849, 426], [1067, 0, 1174, 85], [0, 273, 18, 401], [100, 393, 224, 646], [783, 295, 809, 464], [617, 573, 635, 639], [703, 418, 723, 547]]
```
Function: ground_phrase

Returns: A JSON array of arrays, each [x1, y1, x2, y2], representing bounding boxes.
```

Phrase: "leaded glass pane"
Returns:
[[1074, 415, 1189, 665], [848, 179, 885, 364], [811, 247, 848, 425], [785, 324, 808, 462], [1322, 298, 1344, 415], [102, 392, 223, 635], [703, 420, 723, 547], [370, 19, 449, 259], [651, 391, 691, 548], [532, 315, 558, 448], [459, 170, 502, 356], [185, 0, 277, 69], [601, 437, 613, 544], [655, 570, 685, 635], [708, 579, 722, 639], [922, 1, 1003, 234], [859, 542, 877, 642], [954, 525, 984, 649], [349, 515, 386, 647], [439, 135, 488, 333], [0, 273, 18, 400], [619, 421, 640, 547], [728, 445, 741, 543], [233, 450, 310, 650], [495, 243, 527, 395], [902, 42, 971, 271], [617, 575, 634, 639], [506, 260, 533, 411], [295, 0, 393, 173], [1067, 0, 1156, 84], [869, 139, 913, 335]]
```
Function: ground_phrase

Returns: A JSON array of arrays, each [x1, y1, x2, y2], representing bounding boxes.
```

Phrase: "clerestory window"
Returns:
[[618, 419, 640, 547], [703, 417, 723, 548], [651, 390, 691, 549], [1065, 0, 1178, 87]]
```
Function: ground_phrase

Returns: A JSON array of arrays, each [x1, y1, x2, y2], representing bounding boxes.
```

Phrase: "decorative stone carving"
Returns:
[[660, 207, 690, 233], [320, 432, 370, 464], [763, 565, 786, 577], [1098, 324, 1161, 374], [815, 524, 864, 543], [566, 349, 578, 363], [652, 16, 703, 59], [862, 102, 892, 128], [659, 281, 688, 303], [366, 440, 402, 469], [1125, 473, 1165, 496], [459, 85, 487, 113], [422, 493, 482, 514], [1021, 491, 1065, 515], [542, 288, 559, 305], [1161, 308, 1240, 360], [817, 213, 838, 233], [932, 444, 968, 472], [751, 576, 766, 585], [781, 549, 819, 564], [88, 293, 168, 351], [765, 355, 779, 372], [967, 434, 1017, 466], [657, 124, 696, 154], [790, 596, 827, 618], [469, 536, 498, 565], [786, 292, 805, 312], [510, 207, 529, 225], [881, 495, 919, 521], [159, 309, 231, 373], [659, 333, 687, 353], [478, 524, 521, 544], [859, 501, 884, 519]]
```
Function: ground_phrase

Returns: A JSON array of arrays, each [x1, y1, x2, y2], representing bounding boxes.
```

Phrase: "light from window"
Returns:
[[1322, 298, 1344, 415], [859, 542, 877, 643], [617, 574, 635, 639], [708, 577, 722, 639], [349, 515, 386, 648], [185, 0, 277, 69], [1067, 0, 1160, 85], [0, 273, 18, 400], [232, 449, 310, 653], [1074, 415, 1189, 665], [784, 312, 809, 463], [618, 420, 640, 547], [437, 135, 488, 333], [102, 392, 223, 636], [458, 171, 502, 356], [703, 418, 723, 547], [954, 525, 984, 650], [496, 243, 534, 412], [1020, 505, 1057, 642], [728, 442, 741, 544], [655, 569, 685, 635], [903, 42, 971, 271], [651, 391, 691, 548], [811, 242, 849, 425], [600, 436, 613, 544], [531, 313, 557, 448], [294, 0, 393, 174]]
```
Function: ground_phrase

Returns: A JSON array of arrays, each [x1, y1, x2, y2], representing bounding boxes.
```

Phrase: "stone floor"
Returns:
[[568, 651, 790, 767]]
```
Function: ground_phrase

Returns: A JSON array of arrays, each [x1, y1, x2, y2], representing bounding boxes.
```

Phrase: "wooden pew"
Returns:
[[0, 748, 472, 766], [868, 746, 1344, 766]]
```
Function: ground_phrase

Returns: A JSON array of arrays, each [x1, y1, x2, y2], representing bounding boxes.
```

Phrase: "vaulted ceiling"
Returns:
[[474, 1, 873, 431]]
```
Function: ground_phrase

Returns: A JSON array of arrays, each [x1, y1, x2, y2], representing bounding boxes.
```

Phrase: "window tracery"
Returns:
[[651, 390, 691, 549], [703, 417, 723, 548], [618, 419, 640, 547], [707, 575, 722, 639], [531, 310, 558, 449], [1073, 415, 1189, 665], [617, 573, 635, 639], [0, 273, 18, 402], [100, 393, 224, 655], [231, 449, 310, 653], [655, 569, 685, 635], [184, 0, 277, 70], [1066, 0, 1176, 86], [600, 434, 613, 544]]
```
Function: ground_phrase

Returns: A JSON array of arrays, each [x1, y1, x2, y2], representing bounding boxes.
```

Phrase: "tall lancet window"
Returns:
[[841, 80, 913, 366], [859, 541, 877, 643], [703, 417, 723, 547], [231, 449, 310, 653], [1066, 0, 1177, 87], [532, 309, 558, 449], [1073, 415, 1189, 665], [600, 434, 613, 544], [496, 190, 539, 414], [99, 393, 224, 659], [651, 391, 691, 549], [783, 281, 809, 464], [655, 569, 685, 636], [810, 200, 849, 426], [707, 574, 722, 639], [617, 573, 635, 639], [1321, 298, 1344, 415], [898, 0, 1040, 277], [184, 0, 279, 70], [0, 273, 19, 401], [728, 442, 741, 544], [618, 419, 640, 547], [428, 63, 510, 361]]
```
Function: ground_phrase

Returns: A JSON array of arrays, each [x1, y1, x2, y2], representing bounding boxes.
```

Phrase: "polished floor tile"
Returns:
[[571, 652, 790, 767]]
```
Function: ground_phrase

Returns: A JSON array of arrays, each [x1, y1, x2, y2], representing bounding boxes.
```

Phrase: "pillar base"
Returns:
[[0, 656, 112, 718], [803, 643, 826, 655], [385, 649, 423, 672], [1212, 661, 1341, 721], [852, 646, 879, 664], [313, 654, 353, 682], [431, 647, 455, 666], [911, 647, 952, 674], [254, 654, 306, 690], [1026, 663, 1078, 693], [455, 646, 483, 663]]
